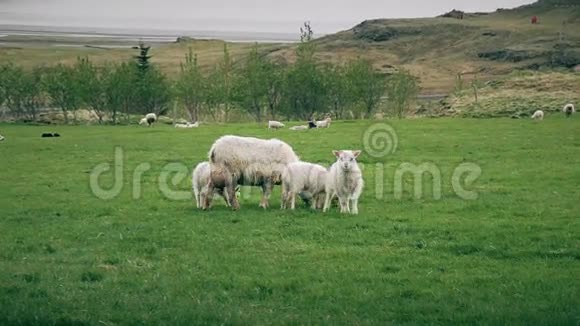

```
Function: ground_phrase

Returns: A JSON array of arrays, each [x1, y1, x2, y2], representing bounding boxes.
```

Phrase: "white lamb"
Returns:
[[192, 162, 232, 209], [268, 120, 285, 129], [289, 125, 308, 131], [323, 150, 364, 215], [281, 162, 328, 210], [175, 122, 199, 128], [531, 110, 544, 120], [0, 134, 4, 141], [139, 113, 157, 126], [316, 117, 332, 128], [208, 135, 299, 210], [563, 104, 575, 117]]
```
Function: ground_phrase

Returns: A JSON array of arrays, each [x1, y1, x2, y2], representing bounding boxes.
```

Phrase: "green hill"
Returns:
[[270, 0, 580, 94]]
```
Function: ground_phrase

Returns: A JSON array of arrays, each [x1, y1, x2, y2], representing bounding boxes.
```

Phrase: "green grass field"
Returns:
[[0, 118, 578, 324]]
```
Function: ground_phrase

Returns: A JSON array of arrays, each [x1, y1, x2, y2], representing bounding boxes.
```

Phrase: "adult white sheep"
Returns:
[[563, 104, 575, 117], [208, 135, 299, 210], [531, 110, 544, 120], [316, 117, 332, 128], [289, 125, 308, 131], [323, 150, 364, 215], [139, 113, 157, 126], [281, 162, 327, 210], [268, 120, 285, 129], [192, 162, 232, 209]]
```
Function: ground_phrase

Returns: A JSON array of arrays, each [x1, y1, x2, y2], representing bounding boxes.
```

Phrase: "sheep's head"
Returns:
[[333, 150, 361, 172], [139, 118, 147, 125]]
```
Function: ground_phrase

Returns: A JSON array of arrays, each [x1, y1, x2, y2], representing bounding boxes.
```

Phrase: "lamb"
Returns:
[[563, 104, 575, 117], [0, 134, 4, 141], [316, 117, 332, 128], [192, 162, 231, 209], [268, 120, 285, 129], [208, 135, 299, 210], [531, 110, 544, 120], [323, 150, 364, 215], [175, 122, 199, 128], [139, 113, 157, 126], [289, 125, 308, 131], [281, 162, 328, 210]]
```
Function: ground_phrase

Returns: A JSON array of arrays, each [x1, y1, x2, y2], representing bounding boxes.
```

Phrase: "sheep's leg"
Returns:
[[290, 192, 296, 210], [338, 196, 349, 214], [280, 191, 286, 209], [259, 181, 273, 209], [194, 191, 200, 209], [350, 198, 359, 215], [315, 193, 325, 210], [323, 192, 332, 213], [224, 177, 239, 211]]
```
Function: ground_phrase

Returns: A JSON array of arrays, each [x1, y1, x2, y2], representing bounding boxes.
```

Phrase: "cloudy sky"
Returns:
[[0, 0, 536, 33]]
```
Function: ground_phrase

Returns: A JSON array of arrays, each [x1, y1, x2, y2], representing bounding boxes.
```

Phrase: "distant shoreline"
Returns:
[[0, 24, 300, 45]]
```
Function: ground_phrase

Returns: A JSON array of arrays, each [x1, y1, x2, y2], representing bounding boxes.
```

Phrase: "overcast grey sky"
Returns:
[[0, 0, 537, 33]]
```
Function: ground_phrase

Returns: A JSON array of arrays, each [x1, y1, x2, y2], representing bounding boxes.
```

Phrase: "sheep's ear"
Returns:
[[333, 150, 342, 158], [353, 150, 362, 158]]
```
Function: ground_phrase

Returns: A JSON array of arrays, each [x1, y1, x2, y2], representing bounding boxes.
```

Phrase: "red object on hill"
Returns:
[[531, 16, 538, 24]]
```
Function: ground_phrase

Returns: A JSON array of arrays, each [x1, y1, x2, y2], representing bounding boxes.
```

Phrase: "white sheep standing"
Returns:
[[563, 104, 575, 117], [208, 135, 299, 210], [268, 120, 285, 129], [289, 125, 308, 131], [175, 122, 199, 128], [139, 113, 157, 126], [323, 150, 364, 215], [316, 117, 332, 128], [281, 162, 328, 210], [531, 110, 544, 120]]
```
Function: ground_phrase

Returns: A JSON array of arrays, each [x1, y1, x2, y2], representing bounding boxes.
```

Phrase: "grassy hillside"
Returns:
[[269, 0, 580, 93], [0, 119, 578, 324]]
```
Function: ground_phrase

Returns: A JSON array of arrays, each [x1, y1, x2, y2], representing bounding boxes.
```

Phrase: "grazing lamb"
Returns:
[[316, 117, 332, 128], [191, 162, 239, 209], [323, 150, 364, 215], [208, 135, 299, 210], [175, 122, 199, 128], [268, 120, 285, 129], [531, 110, 544, 120], [563, 104, 575, 117], [281, 162, 328, 210], [139, 113, 157, 126], [289, 125, 308, 131]]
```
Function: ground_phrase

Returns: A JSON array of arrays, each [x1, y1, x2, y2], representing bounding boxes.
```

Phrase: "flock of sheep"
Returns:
[[192, 135, 364, 214], [531, 103, 575, 120]]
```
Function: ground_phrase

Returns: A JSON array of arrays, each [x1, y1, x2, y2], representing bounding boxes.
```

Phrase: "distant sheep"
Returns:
[[175, 122, 199, 128], [563, 104, 575, 117], [324, 150, 364, 215], [289, 125, 308, 131], [316, 117, 332, 128], [0, 134, 4, 141], [139, 113, 157, 126], [281, 162, 328, 210], [208, 135, 299, 210], [531, 110, 544, 120], [268, 120, 285, 129]]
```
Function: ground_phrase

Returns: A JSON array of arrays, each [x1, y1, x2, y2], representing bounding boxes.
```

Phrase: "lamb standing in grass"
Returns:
[[192, 162, 233, 209], [268, 121, 285, 129], [323, 150, 364, 215], [281, 162, 328, 210], [139, 113, 157, 126], [208, 135, 299, 210], [316, 117, 332, 128], [563, 104, 575, 117], [531, 110, 544, 120]]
